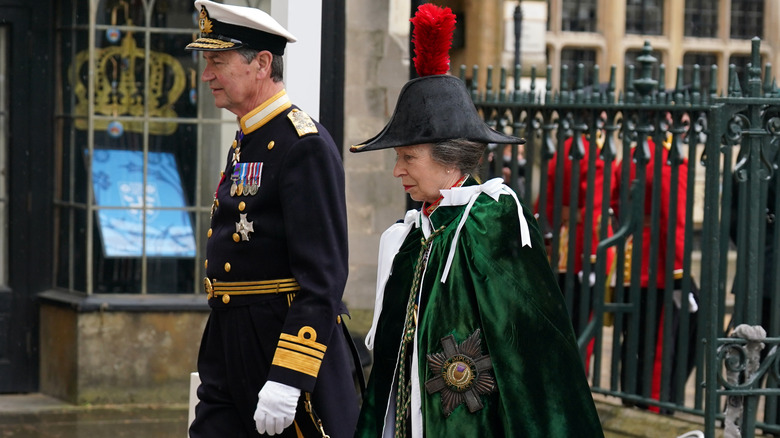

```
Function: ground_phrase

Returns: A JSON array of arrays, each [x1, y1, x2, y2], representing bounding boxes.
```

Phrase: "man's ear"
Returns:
[[254, 51, 273, 78]]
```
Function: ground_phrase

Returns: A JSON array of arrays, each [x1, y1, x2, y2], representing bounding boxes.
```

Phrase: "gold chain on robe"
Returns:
[[394, 226, 445, 438]]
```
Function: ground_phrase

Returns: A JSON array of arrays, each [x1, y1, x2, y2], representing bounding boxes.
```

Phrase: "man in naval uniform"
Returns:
[[185, 1, 359, 436]]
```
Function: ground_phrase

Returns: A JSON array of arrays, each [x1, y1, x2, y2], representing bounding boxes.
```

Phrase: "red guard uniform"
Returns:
[[611, 135, 694, 411]]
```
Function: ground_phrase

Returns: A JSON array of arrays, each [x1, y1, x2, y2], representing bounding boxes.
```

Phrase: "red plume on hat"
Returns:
[[410, 4, 456, 77]]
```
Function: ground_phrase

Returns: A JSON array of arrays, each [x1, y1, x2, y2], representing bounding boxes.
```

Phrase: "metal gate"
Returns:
[[471, 38, 780, 437]]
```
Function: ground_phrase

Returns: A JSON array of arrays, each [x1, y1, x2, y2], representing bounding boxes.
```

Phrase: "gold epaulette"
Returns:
[[288, 109, 318, 137]]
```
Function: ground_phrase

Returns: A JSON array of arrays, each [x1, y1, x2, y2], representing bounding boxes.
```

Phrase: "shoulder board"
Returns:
[[287, 109, 319, 137]]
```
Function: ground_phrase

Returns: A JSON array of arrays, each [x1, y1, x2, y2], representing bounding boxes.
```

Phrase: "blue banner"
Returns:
[[91, 149, 196, 257]]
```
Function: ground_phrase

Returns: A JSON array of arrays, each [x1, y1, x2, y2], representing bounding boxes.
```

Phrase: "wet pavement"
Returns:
[[0, 393, 722, 438], [0, 394, 187, 438]]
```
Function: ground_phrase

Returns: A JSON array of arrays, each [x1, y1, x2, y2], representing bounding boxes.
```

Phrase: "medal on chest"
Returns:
[[230, 162, 263, 197]]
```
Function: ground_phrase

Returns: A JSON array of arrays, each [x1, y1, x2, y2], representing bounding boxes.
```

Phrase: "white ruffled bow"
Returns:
[[364, 178, 531, 350]]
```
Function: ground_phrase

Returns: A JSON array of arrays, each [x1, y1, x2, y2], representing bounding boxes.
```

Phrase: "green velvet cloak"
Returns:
[[356, 178, 604, 437]]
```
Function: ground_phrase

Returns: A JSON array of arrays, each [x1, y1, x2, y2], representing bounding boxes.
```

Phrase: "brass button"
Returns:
[[267, 141, 275, 150], [337, 315, 342, 324], [232, 140, 237, 149], [207, 228, 212, 238], [222, 294, 230, 304], [233, 233, 240, 242], [204, 259, 208, 269], [238, 201, 246, 211], [204, 277, 213, 299], [224, 262, 231, 272], [215, 199, 219, 207]]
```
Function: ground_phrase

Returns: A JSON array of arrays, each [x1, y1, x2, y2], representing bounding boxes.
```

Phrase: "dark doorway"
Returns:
[[0, 2, 55, 393]]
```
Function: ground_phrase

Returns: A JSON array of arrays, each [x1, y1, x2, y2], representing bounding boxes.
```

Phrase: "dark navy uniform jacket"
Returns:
[[192, 90, 358, 438]]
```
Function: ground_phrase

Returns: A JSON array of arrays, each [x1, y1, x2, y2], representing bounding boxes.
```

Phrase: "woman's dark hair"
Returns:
[[235, 48, 284, 83], [430, 138, 486, 177]]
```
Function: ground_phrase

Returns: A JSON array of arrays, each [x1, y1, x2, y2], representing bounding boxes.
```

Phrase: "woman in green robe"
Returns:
[[349, 5, 605, 437], [349, 79, 605, 438]]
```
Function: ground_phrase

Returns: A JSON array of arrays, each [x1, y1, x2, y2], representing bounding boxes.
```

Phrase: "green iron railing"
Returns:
[[468, 38, 780, 437]]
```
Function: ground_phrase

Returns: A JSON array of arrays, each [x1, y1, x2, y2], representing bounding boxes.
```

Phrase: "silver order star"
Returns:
[[235, 213, 254, 241], [424, 328, 496, 417]]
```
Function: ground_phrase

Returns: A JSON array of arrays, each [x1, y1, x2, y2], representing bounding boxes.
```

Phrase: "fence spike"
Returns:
[[625, 64, 635, 103], [486, 65, 495, 102], [471, 64, 479, 101], [560, 64, 570, 103], [748, 37, 762, 98], [674, 66, 685, 104], [545, 65, 553, 103], [608, 65, 617, 103], [729, 64, 742, 97], [709, 64, 719, 101], [499, 67, 507, 102], [658, 64, 667, 104]]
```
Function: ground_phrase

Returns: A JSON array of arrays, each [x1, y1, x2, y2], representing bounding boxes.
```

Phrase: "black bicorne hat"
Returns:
[[350, 74, 524, 152], [351, 4, 523, 153]]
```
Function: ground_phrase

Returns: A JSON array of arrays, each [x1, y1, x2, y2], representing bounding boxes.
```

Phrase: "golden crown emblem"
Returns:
[[69, 29, 186, 136]]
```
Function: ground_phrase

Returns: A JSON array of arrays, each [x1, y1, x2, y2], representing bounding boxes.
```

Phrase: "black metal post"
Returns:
[[514, 2, 523, 69]]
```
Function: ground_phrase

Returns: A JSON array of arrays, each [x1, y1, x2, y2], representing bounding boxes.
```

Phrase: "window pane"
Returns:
[[561, 48, 597, 88], [728, 54, 765, 94], [562, 0, 598, 32], [56, 0, 216, 294], [626, 0, 663, 35], [682, 52, 718, 90], [730, 0, 764, 39], [684, 0, 718, 38]]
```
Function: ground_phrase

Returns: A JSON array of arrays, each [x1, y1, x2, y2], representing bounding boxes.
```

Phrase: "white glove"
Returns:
[[254, 381, 301, 435], [672, 290, 699, 313]]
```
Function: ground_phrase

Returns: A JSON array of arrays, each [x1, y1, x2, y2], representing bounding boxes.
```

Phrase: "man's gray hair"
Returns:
[[430, 138, 486, 177], [235, 47, 284, 82]]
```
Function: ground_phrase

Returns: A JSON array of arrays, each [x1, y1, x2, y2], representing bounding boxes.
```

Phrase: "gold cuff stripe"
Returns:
[[272, 348, 322, 377], [279, 332, 327, 352], [277, 340, 325, 359]]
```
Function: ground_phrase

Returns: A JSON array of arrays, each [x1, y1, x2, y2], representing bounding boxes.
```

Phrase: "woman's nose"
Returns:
[[392, 162, 405, 178]]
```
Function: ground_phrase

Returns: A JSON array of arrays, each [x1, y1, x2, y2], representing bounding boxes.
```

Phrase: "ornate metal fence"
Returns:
[[469, 38, 780, 437]]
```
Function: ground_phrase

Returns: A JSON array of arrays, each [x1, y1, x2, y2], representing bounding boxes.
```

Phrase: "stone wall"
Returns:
[[341, 0, 409, 336], [39, 299, 207, 405]]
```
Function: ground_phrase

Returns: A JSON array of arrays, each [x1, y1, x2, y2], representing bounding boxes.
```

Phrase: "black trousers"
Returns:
[[189, 296, 359, 438]]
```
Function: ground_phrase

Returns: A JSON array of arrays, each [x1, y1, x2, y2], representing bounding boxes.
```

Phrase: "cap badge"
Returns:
[[198, 7, 214, 34]]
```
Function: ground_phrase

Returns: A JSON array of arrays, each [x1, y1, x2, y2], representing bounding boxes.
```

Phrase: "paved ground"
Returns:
[[0, 392, 727, 438]]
